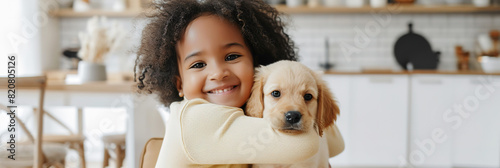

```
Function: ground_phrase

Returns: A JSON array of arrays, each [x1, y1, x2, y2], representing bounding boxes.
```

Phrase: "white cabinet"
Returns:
[[451, 75, 500, 167], [323, 75, 352, 166], [410, 75, 455, 167], [349, 75, 409, 167], [325, 74, 500, 168], [325, 75, 409, 167], [410, 75, 500, 168]]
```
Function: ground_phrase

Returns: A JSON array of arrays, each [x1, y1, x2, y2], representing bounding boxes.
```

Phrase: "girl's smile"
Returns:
[[175, 14, 254, 107], [206, 85, 238, 94]]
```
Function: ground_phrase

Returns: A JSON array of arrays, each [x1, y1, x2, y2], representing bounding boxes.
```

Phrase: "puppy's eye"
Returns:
[[271, 90, 281, 98], [304, 94, 313, 101]]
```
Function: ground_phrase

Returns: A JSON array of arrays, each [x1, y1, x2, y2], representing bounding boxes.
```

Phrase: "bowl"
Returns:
[[473, 0, 490, 7], [478, 56, 500, 73]]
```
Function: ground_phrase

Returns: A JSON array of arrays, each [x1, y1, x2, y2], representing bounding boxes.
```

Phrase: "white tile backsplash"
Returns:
[[59, 13, 499, 71], [287, 13, 499, 71]]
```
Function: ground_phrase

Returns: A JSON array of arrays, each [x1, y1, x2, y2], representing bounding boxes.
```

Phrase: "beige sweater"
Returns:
[[155, 98, 344, 168]]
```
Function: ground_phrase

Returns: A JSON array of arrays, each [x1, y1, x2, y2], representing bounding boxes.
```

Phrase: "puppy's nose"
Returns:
[[285, 111, 302, 124]]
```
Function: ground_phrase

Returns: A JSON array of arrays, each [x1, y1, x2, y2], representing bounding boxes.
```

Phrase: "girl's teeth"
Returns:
[[212, 86, 233, 94]]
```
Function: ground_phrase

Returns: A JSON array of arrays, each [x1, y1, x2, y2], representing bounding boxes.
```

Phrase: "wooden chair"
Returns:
[[0, 76, 86, 168], [37, 108, 87, 168], [139, 138, 163, 168], [0, 105, 67, 168], [102, 133, 126, 168], [0, 76, 49, 168]]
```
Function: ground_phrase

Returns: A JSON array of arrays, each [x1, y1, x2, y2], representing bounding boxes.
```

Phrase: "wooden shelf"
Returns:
[[274, 4, 500, 14], [49, 8, 143, 17], [49, 4, 500, 17]]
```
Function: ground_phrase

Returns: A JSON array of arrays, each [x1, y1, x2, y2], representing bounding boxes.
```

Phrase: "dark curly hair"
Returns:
[[134, 0, 298, 106]]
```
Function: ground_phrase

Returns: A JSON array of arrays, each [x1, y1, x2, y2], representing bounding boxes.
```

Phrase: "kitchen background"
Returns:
[[53, 2, 500, 73], [1, 0, 500, 168]]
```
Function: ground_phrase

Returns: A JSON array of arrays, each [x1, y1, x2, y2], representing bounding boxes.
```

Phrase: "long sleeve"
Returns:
[[180, 98, 320, 165], [325, 125, 344, 158]]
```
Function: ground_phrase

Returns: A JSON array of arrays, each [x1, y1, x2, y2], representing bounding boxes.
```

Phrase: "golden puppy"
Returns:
[[245, 60, 340, 168]]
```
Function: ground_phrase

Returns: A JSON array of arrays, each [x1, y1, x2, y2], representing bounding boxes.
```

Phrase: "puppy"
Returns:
[[245, 60, 340, 168]]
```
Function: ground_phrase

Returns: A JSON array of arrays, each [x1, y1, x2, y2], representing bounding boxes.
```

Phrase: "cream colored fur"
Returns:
[[245, 60, 340, 168]]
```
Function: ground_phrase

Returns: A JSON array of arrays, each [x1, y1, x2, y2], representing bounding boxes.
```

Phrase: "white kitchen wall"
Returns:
[[288, 13, 500, 71], [58, 13, 500, 71], [0, 0, 60, 76]]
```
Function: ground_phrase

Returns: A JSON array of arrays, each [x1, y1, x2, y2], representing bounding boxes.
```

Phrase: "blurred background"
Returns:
[[0, 0, 499, 168]]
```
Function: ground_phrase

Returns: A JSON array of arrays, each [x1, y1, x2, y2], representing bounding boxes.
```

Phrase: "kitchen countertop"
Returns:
[[45, 70, 499, 92], [323, 70, 500, 75]]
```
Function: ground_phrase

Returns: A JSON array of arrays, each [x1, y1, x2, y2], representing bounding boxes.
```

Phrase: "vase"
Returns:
[[346, 0, 366, 8], [78, 61, 107, 83], [287, 0, 304, 7]]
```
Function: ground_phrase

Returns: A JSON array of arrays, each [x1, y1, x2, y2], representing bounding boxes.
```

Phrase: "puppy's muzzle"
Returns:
[[285, 111, 302, 125]]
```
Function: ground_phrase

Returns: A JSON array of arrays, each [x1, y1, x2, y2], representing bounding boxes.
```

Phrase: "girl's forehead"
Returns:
[[183, 15, 242, 40], [176, 15, 248, 57]]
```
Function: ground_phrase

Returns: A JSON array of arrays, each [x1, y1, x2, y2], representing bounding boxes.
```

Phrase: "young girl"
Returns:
[[134, 0, 344, 167]]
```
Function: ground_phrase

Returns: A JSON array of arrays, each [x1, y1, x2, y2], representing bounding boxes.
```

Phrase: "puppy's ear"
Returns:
[[245, 67, 266, 118], [316, 76, 339, 137]]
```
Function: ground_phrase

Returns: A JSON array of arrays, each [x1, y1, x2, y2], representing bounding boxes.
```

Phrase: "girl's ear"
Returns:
[[175, 76, 183, 97], [315, 74, 339, 137], [245, 66, 267, 118]]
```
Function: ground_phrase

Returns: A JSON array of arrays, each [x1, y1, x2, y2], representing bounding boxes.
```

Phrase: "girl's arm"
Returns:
[[180, 98, 319, 165], [325, 125, 345, 158]]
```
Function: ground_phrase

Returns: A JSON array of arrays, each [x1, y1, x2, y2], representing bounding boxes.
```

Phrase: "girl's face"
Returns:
[[176, 15, 254, 108]]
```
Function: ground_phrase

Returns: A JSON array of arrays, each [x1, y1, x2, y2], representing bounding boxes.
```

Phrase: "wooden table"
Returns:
[[4, 76, 165, 168], [50, 79, 164, 168]]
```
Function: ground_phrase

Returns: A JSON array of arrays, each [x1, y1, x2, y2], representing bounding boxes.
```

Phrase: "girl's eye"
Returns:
[[304, 94, 313, 101], [271, 90, 281, 98], [225, 54, 242, 61], [189, 62, 206, 69]]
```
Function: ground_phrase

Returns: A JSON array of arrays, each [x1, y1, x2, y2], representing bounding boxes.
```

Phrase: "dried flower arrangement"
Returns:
[[78, 16, 126, 64]]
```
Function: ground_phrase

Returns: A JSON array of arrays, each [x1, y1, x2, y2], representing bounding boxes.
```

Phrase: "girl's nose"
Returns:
[[209, 65, 230, 81]]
